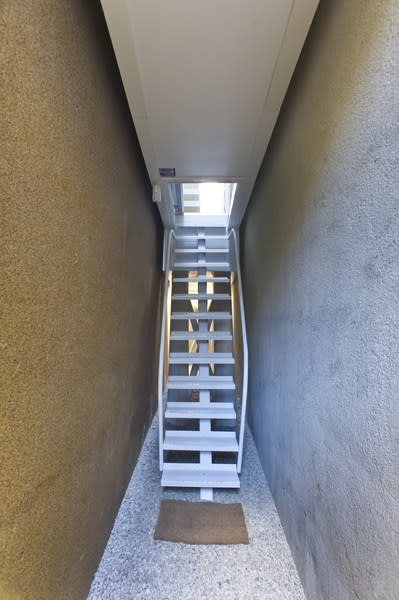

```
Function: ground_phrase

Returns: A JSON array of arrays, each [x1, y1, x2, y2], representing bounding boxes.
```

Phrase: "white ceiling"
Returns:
[[100, 0, 319, 227]]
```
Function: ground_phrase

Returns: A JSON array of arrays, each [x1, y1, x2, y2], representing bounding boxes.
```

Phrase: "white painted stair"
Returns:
[[158, 227, 248, 500], [161, 463, 240, 489], [169, 352, 235, 364], [165, 402, 236, 420]]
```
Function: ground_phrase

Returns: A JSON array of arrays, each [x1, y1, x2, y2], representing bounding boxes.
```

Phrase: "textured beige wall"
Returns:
[[0, 2, 161, 599], [243, 1, 398, 599]]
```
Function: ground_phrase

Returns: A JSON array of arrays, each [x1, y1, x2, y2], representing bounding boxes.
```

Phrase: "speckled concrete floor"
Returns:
[[87, 419, 306, 600]]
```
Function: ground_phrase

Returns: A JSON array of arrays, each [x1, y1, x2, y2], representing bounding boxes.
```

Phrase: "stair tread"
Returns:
[[173, 277, 230, 283], [167, 375, 235, 390], [172, 293, 231, 300], [171, 312, 232, 320], [170, 331, 232, 341], [169, 352, 234, 364], [167, 382, 235, 390], [161, 463, 240, 488], [174, 235, 228, 241], [172, 262, 230, 269], [165, 401, 236, 419], [164, 430, 238, 452], [175, 248, 228, 254], [169, 375, 233, 381]]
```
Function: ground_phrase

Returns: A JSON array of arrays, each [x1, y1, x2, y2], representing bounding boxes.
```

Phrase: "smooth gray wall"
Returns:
[[242, 1, 399, 599]]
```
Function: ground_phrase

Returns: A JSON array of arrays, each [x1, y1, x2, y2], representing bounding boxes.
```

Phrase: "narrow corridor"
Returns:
[[88, 420, 305, 600], [2, 2, 398, 599]]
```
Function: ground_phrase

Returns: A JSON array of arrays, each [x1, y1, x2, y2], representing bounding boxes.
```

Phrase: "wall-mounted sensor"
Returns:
[[152, 184, 161, 203]]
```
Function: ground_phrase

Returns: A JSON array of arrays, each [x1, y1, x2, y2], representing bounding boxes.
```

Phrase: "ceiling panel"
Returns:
[[127, 0, 292, 180], [101, 0, 320, 225]]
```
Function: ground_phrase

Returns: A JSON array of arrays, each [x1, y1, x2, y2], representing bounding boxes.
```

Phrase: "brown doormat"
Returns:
[[154, 499, 249, 545]]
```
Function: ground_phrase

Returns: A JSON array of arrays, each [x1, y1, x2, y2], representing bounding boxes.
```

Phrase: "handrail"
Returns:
[[228, 228, 248, 473], [158, 229, 174, 470]]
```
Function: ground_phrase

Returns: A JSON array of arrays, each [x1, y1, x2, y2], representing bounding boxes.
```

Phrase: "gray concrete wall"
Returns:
[[242, 1, 399, 599], [0, 1, 162, 599]]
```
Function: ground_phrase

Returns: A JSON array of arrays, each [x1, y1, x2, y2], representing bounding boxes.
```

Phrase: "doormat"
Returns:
[[154, 499, 249, 545]]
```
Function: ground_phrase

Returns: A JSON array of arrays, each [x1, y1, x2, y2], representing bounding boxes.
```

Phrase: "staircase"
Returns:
[[158, 227, 248, 500]]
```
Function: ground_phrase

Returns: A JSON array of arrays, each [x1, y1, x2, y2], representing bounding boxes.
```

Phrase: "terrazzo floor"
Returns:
[[87, 419, 306, 600]]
